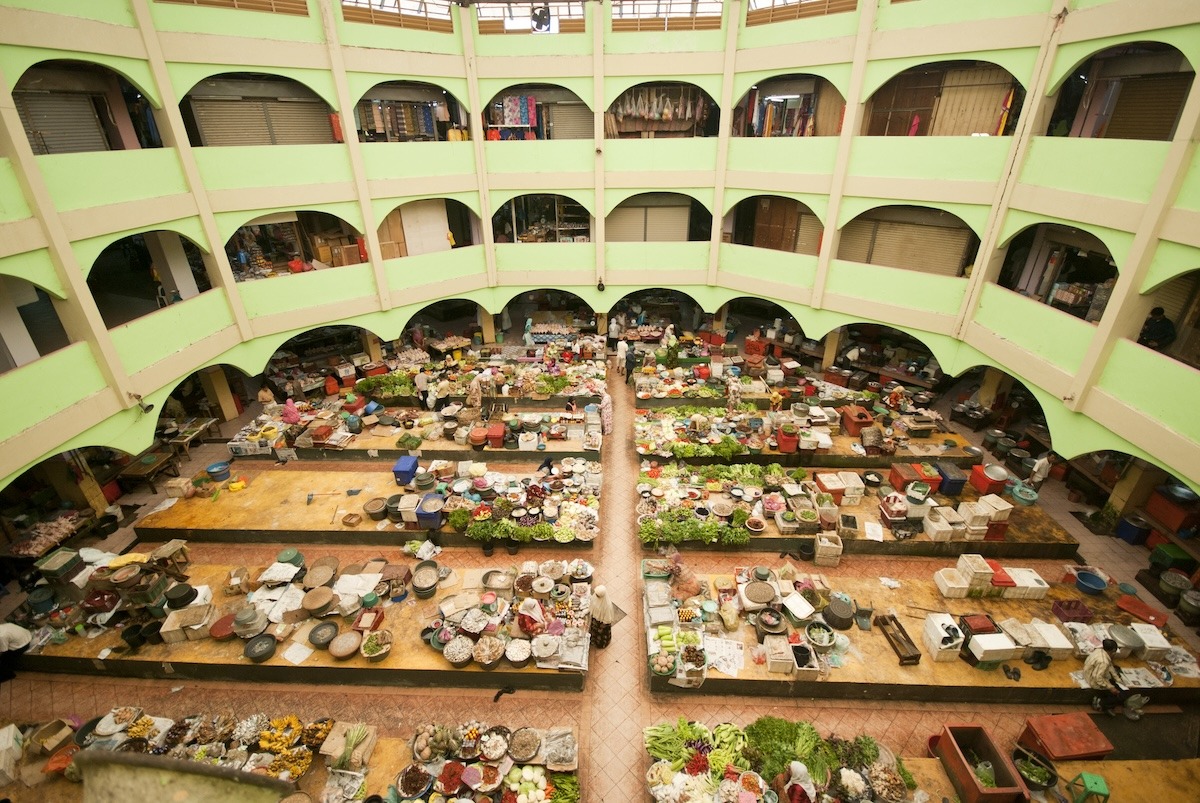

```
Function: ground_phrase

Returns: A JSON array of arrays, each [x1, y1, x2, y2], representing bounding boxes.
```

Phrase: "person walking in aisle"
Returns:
[[616, 338, 628, 376], [599, 388, 614, 435], [414, 367, 430, 409]]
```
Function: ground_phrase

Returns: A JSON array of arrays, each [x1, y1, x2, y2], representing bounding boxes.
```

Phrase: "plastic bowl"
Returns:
[[1075, 571, 1107, 596], [206, 461, 231, 481], [1011, 747, 1058, 791]]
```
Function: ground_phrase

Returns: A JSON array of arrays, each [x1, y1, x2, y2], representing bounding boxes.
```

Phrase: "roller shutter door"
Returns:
[[869, 222, 971, 276], [14, 92, 108, 154], [605, 207, 645, 241], [548, 103, 593, 140], [795, 214, 823, 256], [1104, 73, 1192, 141], [645, 206, 689, 241], [836, 219, 875, 263], [262, 100, 336, 144], [1152, 273, 1199, 322], [190, 98, 271, 146]]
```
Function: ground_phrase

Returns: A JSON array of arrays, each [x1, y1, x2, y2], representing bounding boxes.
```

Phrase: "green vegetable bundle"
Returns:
[[548, 772, 580, 803]]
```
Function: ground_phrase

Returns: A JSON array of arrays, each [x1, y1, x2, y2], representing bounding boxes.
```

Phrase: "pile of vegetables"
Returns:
[[645, 716, 896, 802]]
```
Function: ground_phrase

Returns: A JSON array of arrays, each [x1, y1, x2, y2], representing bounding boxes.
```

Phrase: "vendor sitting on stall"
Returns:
[[769, 389, 784, 412]]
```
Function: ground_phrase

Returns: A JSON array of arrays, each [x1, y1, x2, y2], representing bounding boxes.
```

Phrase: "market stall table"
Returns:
[[642, 562, 1200, 704], [20, 561, 587, 691], [117, 451, 181, 495], [166, 418, 219, 461]]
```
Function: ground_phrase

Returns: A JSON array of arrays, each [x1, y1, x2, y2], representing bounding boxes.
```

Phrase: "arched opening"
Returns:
[[838, 206, 979, 277], [180, 73, 337, 147], [1062, 450, 1197, 535], [605, 81, 718, 138], [824, 323, 946, 392], [224, 211, 363, 280], [87, 231, 216, 329], [492, 194, 591, 243], [726, 195, 823, 254], [1140, 270, 1200, 368], [377, 199, 481, 258], [158, 365, 256, 435], [942, 365, 1051, 453], [265, 325, 394, 402], [707, 296, 809, 362], [731, 73, 846, 137], [0, 277, 70, 374], [498, 289, 597, 344], [1046, 42, 1194, 140], [401, 299, 489, 358], [484, 83, 591, 140], [609, 288, 707, 341], [13, 60, 162, 153], [606, 192, 711, 242], [354, 80, 469, 142], [863, 61, 1024, 137], [996, 223, 1117, 321]]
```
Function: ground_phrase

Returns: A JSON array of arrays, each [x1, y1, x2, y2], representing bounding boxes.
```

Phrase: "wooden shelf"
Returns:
[[1066, 459, 1116, 495], [1135, 506, 1200, 563]]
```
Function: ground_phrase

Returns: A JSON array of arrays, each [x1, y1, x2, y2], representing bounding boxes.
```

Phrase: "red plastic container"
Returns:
[[841, 405, 874, 437], [889, 463, 920, 492], [970, 465, 1006, 495], [693, 364, 710, 380], [776, 429, 799, 454], [985, 520, 1009, 542], [1146, 489, 1200, 533], [487, 423, 506, 449], [912, 463, 942, 494]]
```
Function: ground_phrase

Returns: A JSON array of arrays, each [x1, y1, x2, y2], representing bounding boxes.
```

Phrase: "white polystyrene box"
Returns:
[[968, 632, 1019, 661]]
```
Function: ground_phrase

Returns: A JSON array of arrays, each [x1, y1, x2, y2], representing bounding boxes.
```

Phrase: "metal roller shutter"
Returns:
[[1150, 273, 1199, 322], [645, 206, 689, 241], [190, 98, 271, 146], [605, 207, 646, 241], [262, 100, 336, 144], [14, 92, 108, 154], [548, 103, 594, 140], [836, 219, 876, 263], [928, 67, 1013, 136], [869, 222, 971, 276], [1104, 73, 1192, 141], [795, 214, 823, 256]]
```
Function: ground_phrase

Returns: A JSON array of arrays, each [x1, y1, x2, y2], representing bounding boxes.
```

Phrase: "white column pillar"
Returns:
[[0, 277, 40, 368], [144, 231, 199, 301]]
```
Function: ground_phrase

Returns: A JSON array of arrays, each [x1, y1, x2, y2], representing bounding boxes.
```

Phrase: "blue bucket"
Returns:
[[206, 461, 231, 482], [364, 401, 382, 415]]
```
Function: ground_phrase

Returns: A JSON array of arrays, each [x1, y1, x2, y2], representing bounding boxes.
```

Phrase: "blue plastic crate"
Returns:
[[393, 456, 419, 486], [936, 461, 967, 496]]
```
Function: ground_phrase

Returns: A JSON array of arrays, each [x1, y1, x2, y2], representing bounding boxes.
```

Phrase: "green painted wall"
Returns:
[[0, 46, 160, 107], [193, 144, 353, 192], [386, 246, 487, 290], [1174, 146, 1200, 212], [336, 7, 464, 55], [725, 137, 839, 182], [110, 289, 236, 375], [1143, 239, 1200, 293], [849, 136, 1011, 184], [37, 149, 190, 212], [238, 264, 377, 319], [72, 216, 208, 277], [484, 140, 594, 177], [167, 62, 337, 107], [0, 249, 63, 299], [605, 138, 718, 178], [1097, 338, 1200, 445], [606, 187, 715, 215], [370, 191, 481, 225], [1019, 138, 1169, 203], [974, 283, 1094, 373], [3, 0, 135, 26], [1000, 208, 1132, 266], [878, 0, 1054, 28], [718, 243, 817, 289], [605, 241, 708, 273], [722, 188, 829, 224], [346, 73, 470, 113], [0, 343, 108, 446], [361, 142, 477, 181], [149, 0, 324, 43], [863, 49, 1039, 100], [0, 158, 30, 221], [736, 9, 859, 50], [1049, 24, 1200, 93], [496, 242, 595, 273], [826, 260, 967, 314]]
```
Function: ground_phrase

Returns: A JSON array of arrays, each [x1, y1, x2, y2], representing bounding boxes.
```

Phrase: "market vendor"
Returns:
[[431, 377, 452, 412], [726, 375, 742, 416], [607, 315, 621, 352], [257, 383, 277, 407], [1086, 638, 1149, 720], [0, 622, 32, 684], [599, 389, 613, 435], [466, 372, 484, 408], [280, 398, 302, 425], [625, 345, 638, 384], [769, 389, 784, 412], [886, 385, 906, 410]]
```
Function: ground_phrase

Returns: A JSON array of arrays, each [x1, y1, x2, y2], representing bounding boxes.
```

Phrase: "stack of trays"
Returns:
[[232, 606, 268, 639], [934, 568, 969, 599], [1003, 568, 1049, 599], [956, 554, 994, 590]]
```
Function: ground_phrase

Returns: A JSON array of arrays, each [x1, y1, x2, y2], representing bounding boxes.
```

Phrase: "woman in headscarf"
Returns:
[[466, 372, 483, 408], [599, 388, 614, 435], [588, 585, 616, 649]]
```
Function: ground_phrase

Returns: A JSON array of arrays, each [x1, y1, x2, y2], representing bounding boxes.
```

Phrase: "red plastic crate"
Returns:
[[1146, 490, 1199, 533], [912, 463, 942, 494], [1052, 599, 1093, 624], [984, 520, 1009, 542], [969, 465, 1006, 495], [889, 463, 920, 491], [1145, 530, 1170, 550], [985, 560, 1015, 587]]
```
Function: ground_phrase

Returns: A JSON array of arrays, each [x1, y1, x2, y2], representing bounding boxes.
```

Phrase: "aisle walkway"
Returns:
[[6, 373, 1199, 801]]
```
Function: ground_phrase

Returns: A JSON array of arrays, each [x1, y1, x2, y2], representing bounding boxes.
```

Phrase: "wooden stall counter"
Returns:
[[22, 562, 586, 691]]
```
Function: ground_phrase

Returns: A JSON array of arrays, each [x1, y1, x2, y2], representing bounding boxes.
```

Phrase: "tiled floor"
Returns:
[[5, 374, 1198, 802]]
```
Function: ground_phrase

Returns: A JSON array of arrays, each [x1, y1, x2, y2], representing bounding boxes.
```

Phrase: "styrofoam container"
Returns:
[[398, 494, 420, 523], [924, 511, 953, 542], [935, 567, 969, 598], [964, 524, 988, 541], [764, 635, 794, 674], [957, 554, 994, 588], [1031, 621, 1074, 659], [1006, 568, 1049, 600], [968, 632, 1019, 661], [924, 613, 963, 662], [979, 493, 1013, 521], [1130, 622, 1171, 661], [957, 501, 990, 528], [938, 506, 966, 534]]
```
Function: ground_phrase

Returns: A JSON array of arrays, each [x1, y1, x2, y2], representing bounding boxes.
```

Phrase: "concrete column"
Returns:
[[976, 367, 1014, 409], [362, 331, 383, 363], [0, 277, 40, 368], [144, 231, 199, 301], [1108, 460, 1169, 516], [477, 307, 496, 344], [821, 328, 843, 370], [198, 365, 238, 422]]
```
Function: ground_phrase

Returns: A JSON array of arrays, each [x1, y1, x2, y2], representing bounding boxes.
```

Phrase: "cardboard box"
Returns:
[[0, 723, 23, 786], [764, 635, 793, 674], [320, 722, 378, 771], [161, 604, 216, 643]]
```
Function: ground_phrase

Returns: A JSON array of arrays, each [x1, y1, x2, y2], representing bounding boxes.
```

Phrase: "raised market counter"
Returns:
[[641, 558, 1200, 704], [135, 462, 600, 549], [21, 558, 594, 692]]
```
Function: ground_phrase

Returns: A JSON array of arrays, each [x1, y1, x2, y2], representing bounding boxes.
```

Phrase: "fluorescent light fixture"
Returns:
[[765, 94, 800, 102]]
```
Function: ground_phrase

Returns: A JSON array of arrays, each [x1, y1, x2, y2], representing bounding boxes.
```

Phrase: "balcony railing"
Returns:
[[745, 0, 858, 26], [477, 2, 586, 34], [340, 0, 454, 32], [156, 0, 309, 15], [611, 1, 723, 32]]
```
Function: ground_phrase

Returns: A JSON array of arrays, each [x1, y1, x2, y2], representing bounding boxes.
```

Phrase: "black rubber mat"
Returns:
[[1088, 711, 1200, 760]]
